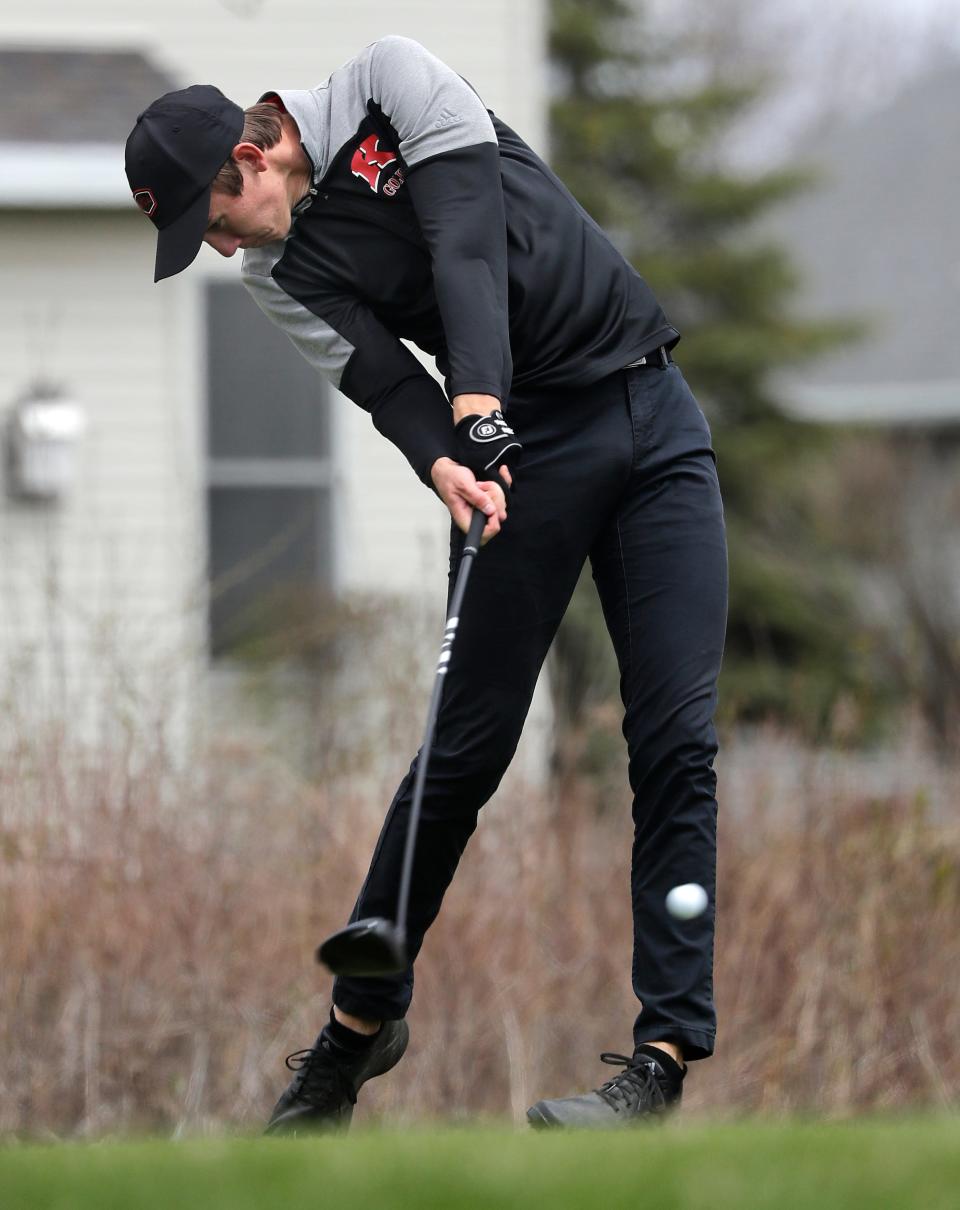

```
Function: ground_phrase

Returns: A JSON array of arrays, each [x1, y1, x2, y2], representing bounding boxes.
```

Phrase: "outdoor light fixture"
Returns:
[[5, 385, 87, 501]]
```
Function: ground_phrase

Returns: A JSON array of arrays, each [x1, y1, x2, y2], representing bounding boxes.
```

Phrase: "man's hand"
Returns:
[[451, 393, 522, 501], [454, 410, 521, 489], [436, 393, 517, 543], [430, 457, 512, 546]]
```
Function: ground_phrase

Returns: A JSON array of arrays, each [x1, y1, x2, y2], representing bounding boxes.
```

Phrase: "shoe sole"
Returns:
[[526, 1103, 557, 1129], [526, 1102, 620, 1130], [264, 1103, 354, 1136], [526, 1095, 679, 1130]]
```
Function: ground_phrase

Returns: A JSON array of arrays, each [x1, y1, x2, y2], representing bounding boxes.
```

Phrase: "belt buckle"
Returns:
[[627, 346, 669, 370]]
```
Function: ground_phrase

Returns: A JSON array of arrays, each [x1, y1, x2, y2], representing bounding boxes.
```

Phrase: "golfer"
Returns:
[[125, 35, 727, 1131]]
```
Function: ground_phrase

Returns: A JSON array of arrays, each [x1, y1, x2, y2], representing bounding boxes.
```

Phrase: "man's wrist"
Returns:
[[452, 393, 500, 424]]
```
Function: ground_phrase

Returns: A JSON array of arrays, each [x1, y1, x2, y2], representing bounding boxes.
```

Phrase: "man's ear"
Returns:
[[232, 142, 268, 173]]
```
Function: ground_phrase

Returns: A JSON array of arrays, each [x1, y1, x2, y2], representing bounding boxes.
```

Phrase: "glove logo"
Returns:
[[469, 413, 514, 443], [351, 135, 398, 193]]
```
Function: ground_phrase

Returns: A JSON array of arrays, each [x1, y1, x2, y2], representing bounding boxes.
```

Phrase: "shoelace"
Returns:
[[594, 1052, 666, 1114], [284, 1044, 358, 1108]]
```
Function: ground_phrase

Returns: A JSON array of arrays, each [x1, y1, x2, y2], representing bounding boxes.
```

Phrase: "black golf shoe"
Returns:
[[264, 1018, 409, 1135], [526, 1044, 685, 1129]]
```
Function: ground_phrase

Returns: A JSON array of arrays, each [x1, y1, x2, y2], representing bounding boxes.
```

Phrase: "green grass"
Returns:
[[1, 1118, 958, 1209]]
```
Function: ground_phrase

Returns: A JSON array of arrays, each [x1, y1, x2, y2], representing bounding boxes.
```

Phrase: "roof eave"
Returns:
[[775, 378, 960, 428], [0, 142, 131, 208]]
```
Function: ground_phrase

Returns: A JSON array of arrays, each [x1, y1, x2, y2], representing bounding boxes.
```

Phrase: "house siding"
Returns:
[[0, 212, 204, 743]]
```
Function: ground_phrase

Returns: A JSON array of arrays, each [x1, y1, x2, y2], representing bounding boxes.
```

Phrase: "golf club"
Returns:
[[317, 504, 488, 977]]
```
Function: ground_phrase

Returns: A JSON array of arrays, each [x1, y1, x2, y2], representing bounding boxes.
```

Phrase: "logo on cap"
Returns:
[[132, 188, 158, 218]]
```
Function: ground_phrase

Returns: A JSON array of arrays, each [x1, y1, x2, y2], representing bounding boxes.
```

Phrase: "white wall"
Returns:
[[0, 212, 204, 745]]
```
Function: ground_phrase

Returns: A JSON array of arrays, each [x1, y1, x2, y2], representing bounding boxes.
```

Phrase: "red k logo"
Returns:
[[351, 135, 398, 193]]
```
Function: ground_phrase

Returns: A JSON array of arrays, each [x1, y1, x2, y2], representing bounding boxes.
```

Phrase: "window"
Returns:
[[206, 281, 333, 656]]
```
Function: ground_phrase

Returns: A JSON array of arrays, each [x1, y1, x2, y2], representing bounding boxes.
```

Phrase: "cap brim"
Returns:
[[154, 185, 213, 282]]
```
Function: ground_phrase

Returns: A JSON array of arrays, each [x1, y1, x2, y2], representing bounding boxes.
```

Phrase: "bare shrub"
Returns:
[[1, 722, 958, 1138]]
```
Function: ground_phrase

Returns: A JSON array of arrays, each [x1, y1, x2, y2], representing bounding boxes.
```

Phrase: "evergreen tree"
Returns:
[[547, 0, 870, 770]]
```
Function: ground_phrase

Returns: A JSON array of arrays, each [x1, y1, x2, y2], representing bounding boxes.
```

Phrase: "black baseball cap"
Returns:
[[125, 85, 245, 282]]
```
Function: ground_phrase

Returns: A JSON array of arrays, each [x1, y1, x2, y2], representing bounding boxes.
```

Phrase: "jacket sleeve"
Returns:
[[242, 258, 458, 487], [364, 36, 513, 404]]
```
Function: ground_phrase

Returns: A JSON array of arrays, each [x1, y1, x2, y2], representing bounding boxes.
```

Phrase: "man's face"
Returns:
[[204, 158, 293, 258]]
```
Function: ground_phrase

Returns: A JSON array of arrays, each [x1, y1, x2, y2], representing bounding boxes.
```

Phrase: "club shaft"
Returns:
[[395, 507, 486, 939]]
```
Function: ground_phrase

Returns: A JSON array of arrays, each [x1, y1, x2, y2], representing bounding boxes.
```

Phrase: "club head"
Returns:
[[316, 917, 408, 977]]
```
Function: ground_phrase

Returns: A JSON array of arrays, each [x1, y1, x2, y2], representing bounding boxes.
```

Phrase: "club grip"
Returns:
[[464, 507, 486, 556]]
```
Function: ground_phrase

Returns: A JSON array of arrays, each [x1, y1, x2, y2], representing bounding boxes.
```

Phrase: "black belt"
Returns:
[[625, 345, 672, 369]]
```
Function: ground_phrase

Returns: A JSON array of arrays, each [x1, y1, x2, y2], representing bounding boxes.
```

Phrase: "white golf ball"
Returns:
[[665, 883, 708, 920]]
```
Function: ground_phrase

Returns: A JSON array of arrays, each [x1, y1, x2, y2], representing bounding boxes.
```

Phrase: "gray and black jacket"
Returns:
[[242, 36, 678, 485]]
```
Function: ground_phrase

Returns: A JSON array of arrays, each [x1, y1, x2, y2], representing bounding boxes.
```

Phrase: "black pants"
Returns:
[[333, 361, 728, 1062]]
